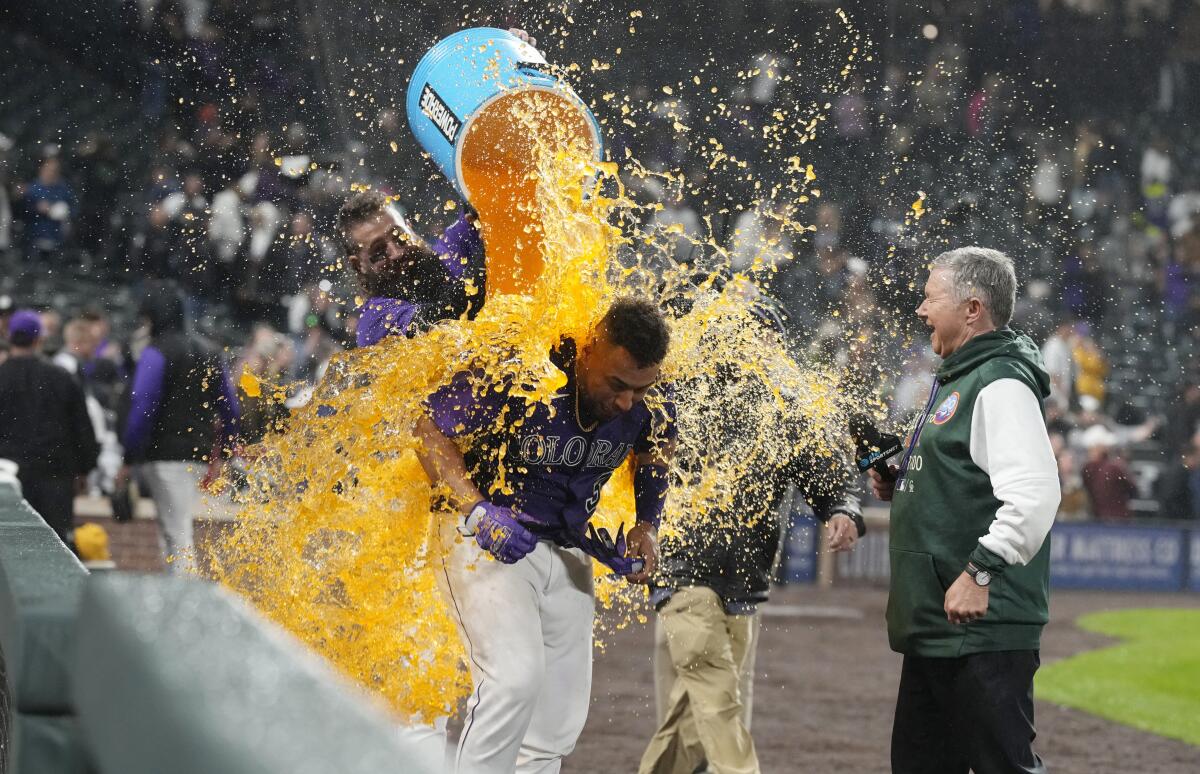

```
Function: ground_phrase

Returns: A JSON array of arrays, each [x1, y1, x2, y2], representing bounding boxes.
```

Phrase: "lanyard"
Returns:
[[896, 375, 940, 485]]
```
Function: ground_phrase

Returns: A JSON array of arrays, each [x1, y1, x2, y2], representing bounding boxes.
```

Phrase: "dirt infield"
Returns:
[[572, 586, 1200, 773]]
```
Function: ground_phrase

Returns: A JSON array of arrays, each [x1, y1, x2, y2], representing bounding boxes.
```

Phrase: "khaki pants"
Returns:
[[639, 586, 760, 774]]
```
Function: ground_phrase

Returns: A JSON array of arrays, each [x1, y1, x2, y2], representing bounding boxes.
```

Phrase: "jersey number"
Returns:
[[585, 472, 613, 515]]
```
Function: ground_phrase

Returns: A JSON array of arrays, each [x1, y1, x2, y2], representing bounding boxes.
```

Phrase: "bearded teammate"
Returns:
[[330, 188, 488, 769], [338, 190, 485, 344], [415, 298, 674, 773], [338, 22, 541, 342]]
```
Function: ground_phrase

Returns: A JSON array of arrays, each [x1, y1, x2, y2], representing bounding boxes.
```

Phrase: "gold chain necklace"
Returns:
[[574, 362, 598, 432]]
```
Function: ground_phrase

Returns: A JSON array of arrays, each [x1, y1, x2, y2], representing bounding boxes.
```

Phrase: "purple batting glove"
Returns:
[[463, 501, 538, 563], [576, 522, 645, 576]]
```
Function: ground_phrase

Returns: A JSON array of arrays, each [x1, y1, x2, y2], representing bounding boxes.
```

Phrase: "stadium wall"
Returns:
[[782, 509, 1200, 593], [0, 484, 437, 774]]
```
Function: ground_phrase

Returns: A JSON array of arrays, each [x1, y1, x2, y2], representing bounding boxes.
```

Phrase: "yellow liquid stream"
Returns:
[[460, 89, 597, 298], [205, 93, 863, 725]]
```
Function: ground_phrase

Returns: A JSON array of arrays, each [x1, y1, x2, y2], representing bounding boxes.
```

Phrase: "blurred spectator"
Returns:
[[1028, 138, 1066, 216], [1051, 432, 1089, 521], [729, 200, 794, 275], [912, 60, 960, 147], [119, 283, 240, 572], [645, 180, 703, 267], [38, 308, 64, 356], [833, 74, 870, 142], [235, 324, 294, 445], [1140, 132, 1172, 191], [1162, 382, 1200, 458], [1157, 436, 1200, 521], [52, 318, 97, 377], [130, 202, 174, 279], [74, 132, 122, 264], [1071, 323, 1108, 404], [1080, 425, 1138, 521], [889, 345, 938, 425], [235, 199, 286, 321], [966, 73, 1004, 139], [162, 171, 214, 315], [1041, 318, 1077, 412], [0, 139, 12, 256], [245, 210, 325, 329], [54, 315, 123, 495], [208, 176, 249, 295], [1012, 280, 1054, 342], [1060, 243, 1107, 326], [78, 308, 127, 412], [21, 156, 78, 267], [140, 0, 186, 123], [0, 310, 99, 544], [290, 284, 345, 383]]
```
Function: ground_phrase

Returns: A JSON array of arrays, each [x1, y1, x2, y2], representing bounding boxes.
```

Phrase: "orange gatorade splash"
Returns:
[[206, 21, 875, 726], [459, 89, 598, 298]]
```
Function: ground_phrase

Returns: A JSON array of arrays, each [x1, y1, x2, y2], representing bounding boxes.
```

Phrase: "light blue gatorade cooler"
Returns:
[[406, 26, 603, 199], [406, 28, 605, 295]]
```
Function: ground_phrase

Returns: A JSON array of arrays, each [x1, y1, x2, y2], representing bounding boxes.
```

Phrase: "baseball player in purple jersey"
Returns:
[[337, 190, 486, 345], [416, 297, 675, 773]]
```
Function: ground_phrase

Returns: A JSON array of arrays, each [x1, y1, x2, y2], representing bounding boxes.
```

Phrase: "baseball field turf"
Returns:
[[1036, 608, 1200, 746]]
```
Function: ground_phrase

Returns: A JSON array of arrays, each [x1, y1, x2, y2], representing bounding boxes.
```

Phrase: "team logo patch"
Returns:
[[931, 392, 960, 425]]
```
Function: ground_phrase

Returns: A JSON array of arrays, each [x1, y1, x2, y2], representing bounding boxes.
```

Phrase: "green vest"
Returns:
[[888, 329, 1053, 657]]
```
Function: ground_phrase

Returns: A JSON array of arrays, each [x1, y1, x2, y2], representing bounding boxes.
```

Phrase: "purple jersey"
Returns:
[[427, 338, 675, 545], [356, 211, 483, 347]]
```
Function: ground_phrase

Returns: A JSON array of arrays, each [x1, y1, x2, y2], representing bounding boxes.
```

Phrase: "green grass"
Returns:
[[1036, 608, 1200, 746]]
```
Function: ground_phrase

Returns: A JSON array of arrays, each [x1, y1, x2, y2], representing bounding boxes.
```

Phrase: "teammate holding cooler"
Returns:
[[338, 189, 485, 345], [870, 247, 1060, 774], [416, 298, 674, 773]]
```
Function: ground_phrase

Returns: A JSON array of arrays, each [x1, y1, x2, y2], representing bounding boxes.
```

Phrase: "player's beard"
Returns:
[[362, 246, 447, 305], [577, 387, 612, 424]]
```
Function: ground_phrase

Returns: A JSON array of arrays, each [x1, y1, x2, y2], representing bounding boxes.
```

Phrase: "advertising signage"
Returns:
[[1049, 523, 1187, 592]]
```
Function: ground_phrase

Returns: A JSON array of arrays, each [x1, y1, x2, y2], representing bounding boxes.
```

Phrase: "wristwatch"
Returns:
[[965, 561, 992, 587], [830, 508, 867, 538]]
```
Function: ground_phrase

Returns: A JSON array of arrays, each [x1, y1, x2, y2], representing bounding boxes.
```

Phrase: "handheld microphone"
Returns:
[[850, 415, 902, 482]]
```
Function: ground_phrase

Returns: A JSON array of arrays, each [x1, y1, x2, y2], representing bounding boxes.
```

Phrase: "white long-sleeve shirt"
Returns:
[[969, 378, 1061, 566]]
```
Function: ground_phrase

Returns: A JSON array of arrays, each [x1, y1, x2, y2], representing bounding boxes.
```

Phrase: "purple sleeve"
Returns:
[[634, 463, 669, 528], [357, 297, 419, 347], [122, 345, 168, 455], [217, 364, 241, 451], [633, 390, 677, 455], [426, 370, 508, 438], [434, 210, 483, 280]]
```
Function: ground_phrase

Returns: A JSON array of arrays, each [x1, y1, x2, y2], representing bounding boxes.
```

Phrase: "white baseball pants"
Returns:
[[138, 460, 204, 574], [438, 526, 595, 774]]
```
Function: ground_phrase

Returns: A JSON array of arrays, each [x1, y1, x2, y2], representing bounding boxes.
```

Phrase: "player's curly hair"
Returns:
[[599, 297, 670, 368], [336, 190, 389, 254]]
